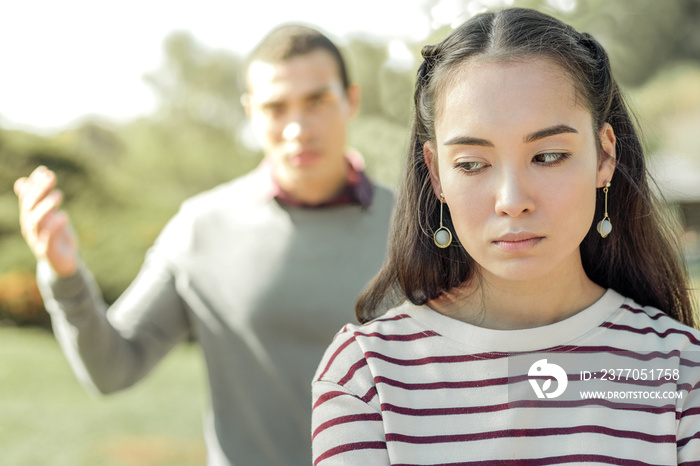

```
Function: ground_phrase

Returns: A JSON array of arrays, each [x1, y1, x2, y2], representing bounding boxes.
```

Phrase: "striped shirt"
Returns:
[[312, 289, 700, 465]]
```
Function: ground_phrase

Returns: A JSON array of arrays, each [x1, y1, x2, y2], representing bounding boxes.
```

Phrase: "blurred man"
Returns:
[[14, 25, 393, 466]]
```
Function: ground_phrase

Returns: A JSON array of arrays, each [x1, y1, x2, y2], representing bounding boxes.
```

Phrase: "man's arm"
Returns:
[[16, 167, 190, 394]]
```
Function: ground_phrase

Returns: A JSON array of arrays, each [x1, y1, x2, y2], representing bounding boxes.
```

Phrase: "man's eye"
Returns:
[[309, 95, 327, 107], [263, 103, 285, 116]]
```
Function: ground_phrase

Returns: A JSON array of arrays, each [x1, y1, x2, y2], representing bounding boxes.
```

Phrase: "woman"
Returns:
[[312, 7, 700, 465]]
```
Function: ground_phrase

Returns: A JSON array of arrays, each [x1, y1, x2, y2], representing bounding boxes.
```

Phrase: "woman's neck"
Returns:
[[428, 265, 605, 330]]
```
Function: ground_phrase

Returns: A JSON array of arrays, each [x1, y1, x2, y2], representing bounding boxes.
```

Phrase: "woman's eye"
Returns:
[[455, 161, 487, 174], [533, 152, 571, 165]]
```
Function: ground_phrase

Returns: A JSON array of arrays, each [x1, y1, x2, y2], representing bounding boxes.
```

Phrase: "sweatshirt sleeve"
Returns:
[[676, 349, 700, 463], [311, 328, 390, 465], [36, 219, 191, 395]]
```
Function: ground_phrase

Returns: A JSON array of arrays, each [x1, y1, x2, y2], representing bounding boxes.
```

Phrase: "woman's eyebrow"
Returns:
[[443, 136, 493, 147], [524, 124, 578, 143], [443, 124, 579, 147]]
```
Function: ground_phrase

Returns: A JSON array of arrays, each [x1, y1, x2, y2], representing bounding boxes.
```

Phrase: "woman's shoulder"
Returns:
[[336, 301, 432, 337], [610, 293, 700, 349], [314, 302, 435, 383]]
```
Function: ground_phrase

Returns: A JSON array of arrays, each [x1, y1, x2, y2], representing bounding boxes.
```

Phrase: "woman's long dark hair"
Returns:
[[357, 7, 696, 327]]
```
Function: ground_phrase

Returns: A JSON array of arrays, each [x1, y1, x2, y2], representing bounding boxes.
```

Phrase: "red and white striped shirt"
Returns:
[[312, 289, 700, 465]]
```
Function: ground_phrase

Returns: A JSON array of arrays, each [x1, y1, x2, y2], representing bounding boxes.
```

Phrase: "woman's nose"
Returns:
[[494, 170, 535, 217]]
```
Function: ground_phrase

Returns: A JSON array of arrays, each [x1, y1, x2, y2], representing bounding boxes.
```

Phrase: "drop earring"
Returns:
[[433, 193, 453, 248], [596, 181, 612, 238]]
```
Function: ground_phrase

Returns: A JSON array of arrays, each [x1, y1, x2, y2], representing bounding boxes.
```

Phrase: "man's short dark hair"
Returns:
[[247, 24, 350, 91]]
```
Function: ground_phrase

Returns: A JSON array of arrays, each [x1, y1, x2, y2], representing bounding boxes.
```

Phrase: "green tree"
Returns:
[[145, 31, 247, 133]]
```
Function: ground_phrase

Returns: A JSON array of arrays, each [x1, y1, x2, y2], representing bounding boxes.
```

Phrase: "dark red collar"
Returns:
[[256, 150, 373, 208]]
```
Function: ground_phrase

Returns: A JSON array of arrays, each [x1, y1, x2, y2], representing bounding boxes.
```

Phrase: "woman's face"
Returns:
[[424, 58, 616, 284]]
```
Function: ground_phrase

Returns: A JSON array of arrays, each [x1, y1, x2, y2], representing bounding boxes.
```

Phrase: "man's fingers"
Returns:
[[44, 210, 69, 236], [39, 210, 78, 277], [37, 210, 69, 256], [15, 167, 42, 202], [13, 177, 27, 196], [20, 166, 57, 214], [15, 166, 77, 274], [29, 190, 64, 236]]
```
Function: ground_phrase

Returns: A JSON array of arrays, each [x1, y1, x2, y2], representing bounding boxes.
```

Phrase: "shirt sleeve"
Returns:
[[37, 223, 190, 395], [676, 350, 700, 464], [311, 329, 390, 465]]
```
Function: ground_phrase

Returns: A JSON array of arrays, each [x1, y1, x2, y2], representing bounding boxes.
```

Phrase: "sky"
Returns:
[[0, 0, 476, 134]]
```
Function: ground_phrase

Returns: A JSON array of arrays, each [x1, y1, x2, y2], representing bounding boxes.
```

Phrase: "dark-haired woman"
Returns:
[[312, 7, 700, 465]]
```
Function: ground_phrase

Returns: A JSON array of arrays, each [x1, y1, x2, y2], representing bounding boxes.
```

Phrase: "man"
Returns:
[[14, 25, 393, 465]]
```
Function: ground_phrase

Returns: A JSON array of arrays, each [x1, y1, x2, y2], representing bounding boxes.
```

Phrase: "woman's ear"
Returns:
[[423, 141, 442, 198], [597, 122, 617, 187]]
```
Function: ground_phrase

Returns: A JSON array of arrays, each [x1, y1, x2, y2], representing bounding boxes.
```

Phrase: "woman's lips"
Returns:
[[492, 233, 544, 253]]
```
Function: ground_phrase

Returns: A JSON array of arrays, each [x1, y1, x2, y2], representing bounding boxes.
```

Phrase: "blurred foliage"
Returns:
[[0, 271, 48, 327], [2, 0, 700, 325], [561, 0, 700, 87], [344, 39, 413, 186], [144, 31, 249, 136], [628, 61, 700, 157]]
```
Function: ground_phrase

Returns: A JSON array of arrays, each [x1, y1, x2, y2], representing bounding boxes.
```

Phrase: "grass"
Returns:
[[0, 326, 207, 465]]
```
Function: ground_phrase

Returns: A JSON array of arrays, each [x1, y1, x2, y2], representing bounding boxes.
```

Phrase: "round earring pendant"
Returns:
[[434, 227, 452, 248], [597, 218, 612, 238]]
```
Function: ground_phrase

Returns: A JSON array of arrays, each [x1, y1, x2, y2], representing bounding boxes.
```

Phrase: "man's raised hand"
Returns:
[[15, 166, 78, 277]]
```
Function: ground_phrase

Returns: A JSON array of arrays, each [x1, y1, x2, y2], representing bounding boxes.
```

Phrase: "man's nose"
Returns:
[[282, 111, 311, 142], [282, 121, 302, 140]]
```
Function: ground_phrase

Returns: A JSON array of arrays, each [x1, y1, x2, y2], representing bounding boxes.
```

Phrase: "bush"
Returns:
[[0, 271, 50, 328]]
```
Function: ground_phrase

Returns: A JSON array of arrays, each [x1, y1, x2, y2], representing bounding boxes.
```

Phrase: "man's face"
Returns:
[[245, 50, 359, 191]]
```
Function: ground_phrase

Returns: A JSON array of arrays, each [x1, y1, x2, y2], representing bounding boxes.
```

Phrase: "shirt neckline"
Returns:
[[255, 149, 373, 208], [399, 288, 626, 352]]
